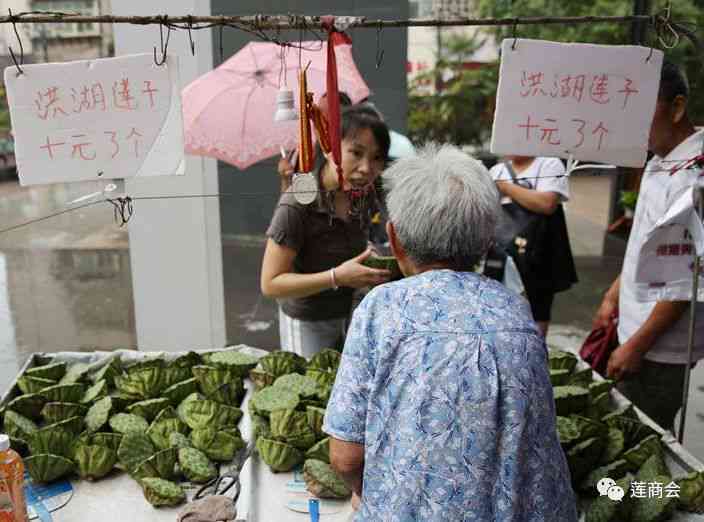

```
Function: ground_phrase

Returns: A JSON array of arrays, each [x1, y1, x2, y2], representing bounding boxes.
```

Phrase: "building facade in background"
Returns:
[[0, 0, 114, 172], [407, 0, 497, 91], [28, 0, 114, 62]]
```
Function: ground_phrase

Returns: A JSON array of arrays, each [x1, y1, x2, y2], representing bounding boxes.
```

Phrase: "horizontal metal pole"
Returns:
[[0, 12, 656, 29]]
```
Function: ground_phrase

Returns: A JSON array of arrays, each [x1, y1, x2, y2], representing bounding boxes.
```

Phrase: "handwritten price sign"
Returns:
[[491, 39, 663, 168], [4, 53, 185, 186]]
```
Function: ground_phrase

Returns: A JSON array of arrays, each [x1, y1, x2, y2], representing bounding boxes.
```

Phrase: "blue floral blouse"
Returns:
[[323, 270, 577, 521]]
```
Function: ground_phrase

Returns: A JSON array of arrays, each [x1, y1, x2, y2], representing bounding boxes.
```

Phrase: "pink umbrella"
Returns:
[[182, 41, 370, 170]]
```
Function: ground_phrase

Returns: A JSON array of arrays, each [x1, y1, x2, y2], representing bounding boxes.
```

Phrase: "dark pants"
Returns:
[[617, 359, 691, 433]]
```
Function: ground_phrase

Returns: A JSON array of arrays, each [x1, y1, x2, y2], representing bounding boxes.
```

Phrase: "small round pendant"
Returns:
[[292, 172, 318, 205]]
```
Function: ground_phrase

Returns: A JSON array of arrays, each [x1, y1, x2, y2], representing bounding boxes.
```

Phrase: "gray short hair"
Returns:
[[383, 144, 500, 270]]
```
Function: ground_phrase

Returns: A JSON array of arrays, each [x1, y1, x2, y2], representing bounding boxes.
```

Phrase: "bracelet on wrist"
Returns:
[[330, 268, 339, 291]]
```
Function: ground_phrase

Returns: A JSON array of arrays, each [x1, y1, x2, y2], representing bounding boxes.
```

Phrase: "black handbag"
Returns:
[[495, 162, 549, 266], [494, 162, 577, 294]]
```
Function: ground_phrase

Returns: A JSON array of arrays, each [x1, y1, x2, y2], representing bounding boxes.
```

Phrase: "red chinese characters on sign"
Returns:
[[34, 76, 162, 166], [592, 122, 609, 150], [35, 87, 68, 120], [71, 134, 96, 161], [71, 84, 107, 114], [618, 78, 639, 109], [39, 136, 66, 159], [518, 71, 638, 110], [589, 74, 610, 104], [34, 78, 159, 121], [104, 131, 119, 159], [656, 243, 695, 257], [141, 81, 159, 109], [559, 75, 586, 102], [518, 115, 540, 140], [520, 71, 547, 97], [540, 118, 561, 145], [516, 115, 610, 150], [113, 79, 138, 111], [40, 128, 146, 161], [126, 127, 143, 158]]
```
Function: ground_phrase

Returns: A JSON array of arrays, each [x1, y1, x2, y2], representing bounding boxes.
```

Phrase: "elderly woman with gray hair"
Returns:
[[323, 145, 576, 521]]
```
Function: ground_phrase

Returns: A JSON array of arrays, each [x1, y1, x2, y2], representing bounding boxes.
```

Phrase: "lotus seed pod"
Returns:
[[59, 363, 92, 385], [81, 380, 109, 405], [17, 376, 57, 395], [75, 443, 117, 480], [177, 447, 217, 483], [117, 432, 156, 472], [131, 447, 178, 481], [25, 362, 67, 382], [3, 410, 38, 440], [273, 374, 320, 399], [307, 349, 341, 372], [25, 453, 75, 483], [28, 426, 75, 458], [126, 398, 171, 422], [303, 459, 351, 499], [256, 438, 303, 473], [250, 387, 299, 418], [163, 378, 199, 407], [6, 393, 46, 420], [109, 413, 149, 436], [40, 383, 86, 404], [84, 396, 114, 433], [140, 477, 186, 507], [305, 438, 330, 464]]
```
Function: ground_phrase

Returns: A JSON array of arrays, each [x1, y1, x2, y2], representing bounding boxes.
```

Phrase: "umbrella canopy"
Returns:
[[182, 41, 370, 170]]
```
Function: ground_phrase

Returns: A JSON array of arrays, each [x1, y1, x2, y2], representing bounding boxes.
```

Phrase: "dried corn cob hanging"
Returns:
[[290, 65, 318, 206], [298, 67, 314, 174]]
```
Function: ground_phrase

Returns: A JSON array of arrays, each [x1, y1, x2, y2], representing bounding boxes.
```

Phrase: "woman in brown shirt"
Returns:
[[261, 107, 391, 357]]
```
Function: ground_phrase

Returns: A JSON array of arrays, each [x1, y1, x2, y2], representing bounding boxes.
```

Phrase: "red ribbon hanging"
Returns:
[[321, 16, 352, 189]]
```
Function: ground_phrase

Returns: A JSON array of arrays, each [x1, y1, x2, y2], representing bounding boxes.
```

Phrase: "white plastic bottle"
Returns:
[[0, 434, 29, 522]]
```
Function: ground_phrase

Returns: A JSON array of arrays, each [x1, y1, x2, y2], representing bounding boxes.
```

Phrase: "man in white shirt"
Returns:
[[593, 61, 704, 432]]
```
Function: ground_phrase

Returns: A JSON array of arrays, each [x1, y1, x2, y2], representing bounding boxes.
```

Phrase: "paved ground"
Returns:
[[0, 178, 703, 461]]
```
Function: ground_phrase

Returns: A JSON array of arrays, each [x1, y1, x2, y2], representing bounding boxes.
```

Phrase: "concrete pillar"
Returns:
[[112, 0, 226, 350]]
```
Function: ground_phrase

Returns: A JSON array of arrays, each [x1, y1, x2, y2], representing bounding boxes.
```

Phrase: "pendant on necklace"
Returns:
[[291, 172, 318, 205]]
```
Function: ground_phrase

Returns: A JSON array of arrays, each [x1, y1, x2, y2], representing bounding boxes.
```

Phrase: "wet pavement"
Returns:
[[0, 178, 703, 460]]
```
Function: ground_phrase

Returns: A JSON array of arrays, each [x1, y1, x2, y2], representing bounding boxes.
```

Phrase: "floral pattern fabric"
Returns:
[[323, 270, 577, 522]]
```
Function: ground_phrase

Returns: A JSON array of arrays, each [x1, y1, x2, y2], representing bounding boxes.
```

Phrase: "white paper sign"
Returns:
[[4, 53, 184, 186], [635, 185, 704, 301], [491, 39, 663, 168]]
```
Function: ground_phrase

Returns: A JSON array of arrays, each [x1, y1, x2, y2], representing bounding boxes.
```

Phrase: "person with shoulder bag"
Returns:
[[490, 156, 578, 336]]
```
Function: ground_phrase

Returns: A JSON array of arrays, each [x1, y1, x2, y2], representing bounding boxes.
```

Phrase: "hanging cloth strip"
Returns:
[[321, 16, 353, 190]]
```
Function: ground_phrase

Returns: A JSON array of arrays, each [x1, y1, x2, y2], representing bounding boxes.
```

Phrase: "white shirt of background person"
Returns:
[[489, 157, 570, 205]]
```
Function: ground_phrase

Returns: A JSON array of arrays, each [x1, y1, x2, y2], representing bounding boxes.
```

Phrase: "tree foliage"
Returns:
[[477, 0, 704, 123], [408, 33, 498, 148], [408, 1, 704, 149], [0, 86, 10, 132]]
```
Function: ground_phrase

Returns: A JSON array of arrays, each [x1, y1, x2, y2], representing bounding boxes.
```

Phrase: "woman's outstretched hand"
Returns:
[[334, 248, 391, 289]]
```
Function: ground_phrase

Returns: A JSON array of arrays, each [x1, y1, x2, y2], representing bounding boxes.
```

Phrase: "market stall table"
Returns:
[[1, 347, 263, 522]]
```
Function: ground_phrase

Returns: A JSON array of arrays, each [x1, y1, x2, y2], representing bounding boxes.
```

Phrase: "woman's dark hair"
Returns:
[[340, 105, 391, 160], [659, 60, 689, 102]]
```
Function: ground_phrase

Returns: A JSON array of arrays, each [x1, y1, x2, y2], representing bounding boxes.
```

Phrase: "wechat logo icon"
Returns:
[[597, 477, 624, 502]]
